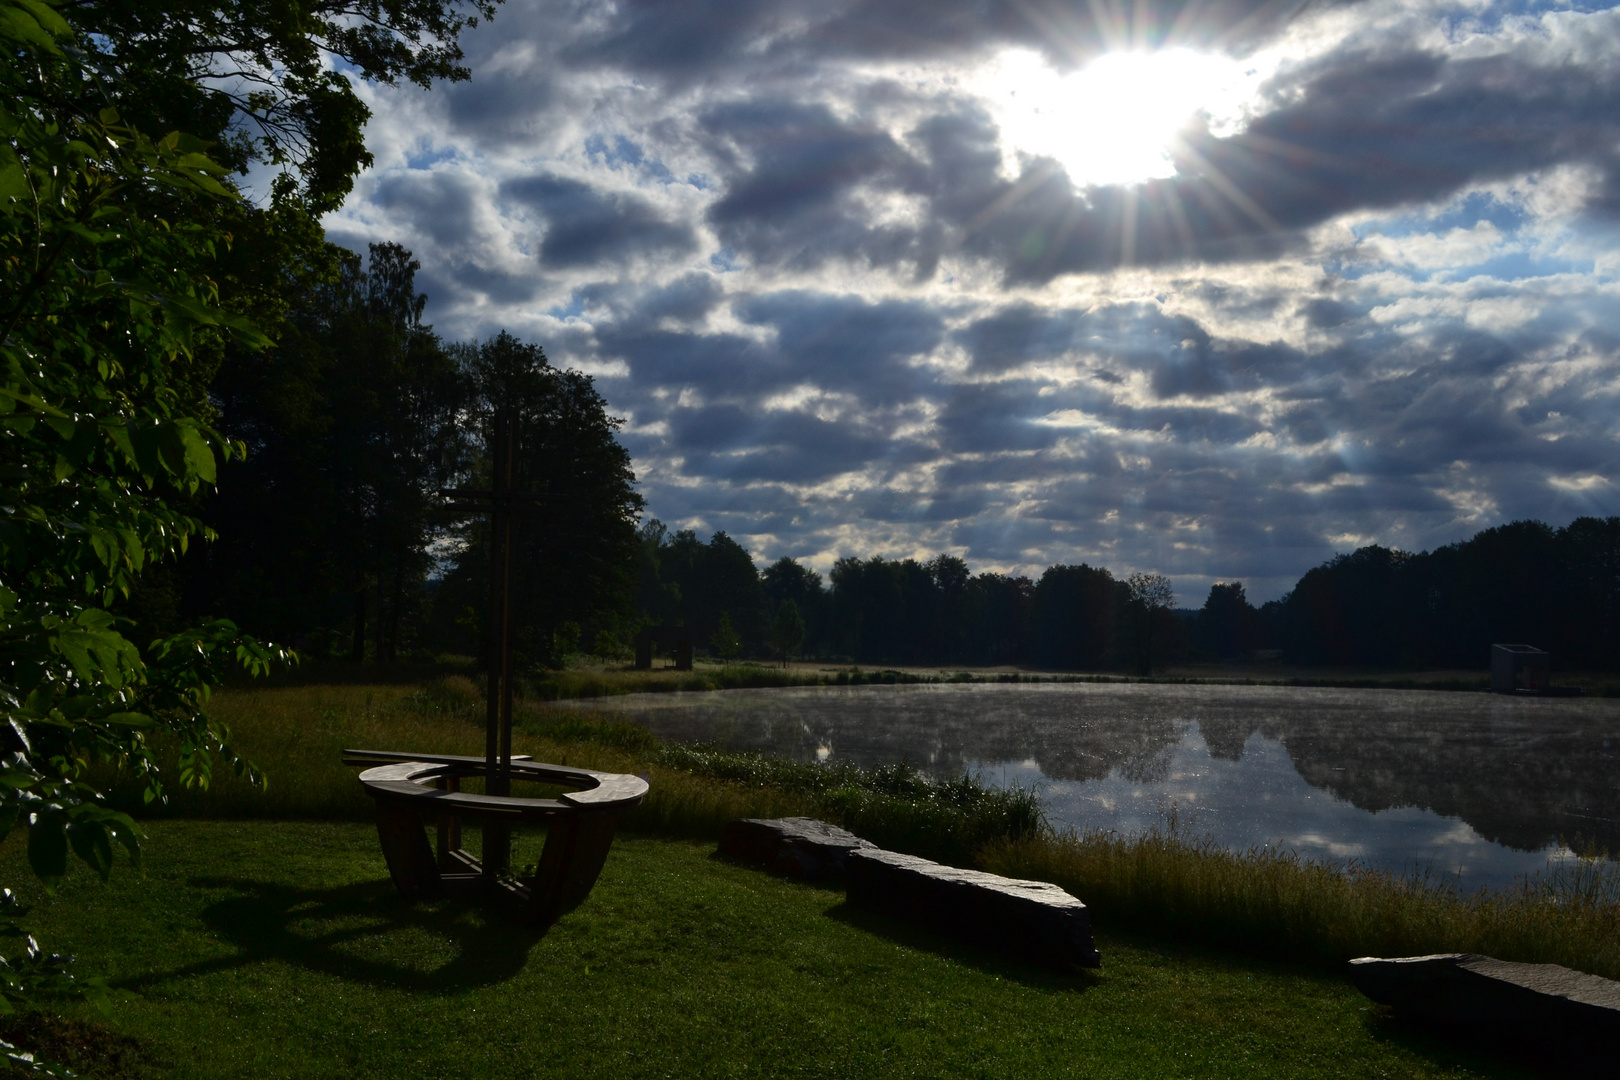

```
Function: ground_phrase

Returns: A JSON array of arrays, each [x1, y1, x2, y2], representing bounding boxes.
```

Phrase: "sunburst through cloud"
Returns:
[[975, 47, 1270, 188], [325, 0, 1620, 606]]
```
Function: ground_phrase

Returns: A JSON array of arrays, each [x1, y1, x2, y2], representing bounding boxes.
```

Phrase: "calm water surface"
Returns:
[[557, 682, 1620, 891]]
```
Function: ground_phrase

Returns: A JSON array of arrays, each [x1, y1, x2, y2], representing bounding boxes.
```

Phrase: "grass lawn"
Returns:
[[3, 821, 1531, 1079]]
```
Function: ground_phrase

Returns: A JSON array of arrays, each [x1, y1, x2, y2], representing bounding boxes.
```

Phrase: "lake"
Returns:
[[554, 681, 1620, 891]]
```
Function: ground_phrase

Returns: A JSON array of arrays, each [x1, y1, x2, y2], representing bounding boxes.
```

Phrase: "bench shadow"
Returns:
[[1360, 1010, 1605, 1080], [116, 876, 549, 997], [706, 850, 846, 892], [823, 900, 1101, 992]]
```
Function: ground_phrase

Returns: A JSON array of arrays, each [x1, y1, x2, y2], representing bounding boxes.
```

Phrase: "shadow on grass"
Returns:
[[705, 850, 846, 892], [1359, 1010, 1599, 1080], [823, 900, 1102, 992], [115, 876, 549, 997]]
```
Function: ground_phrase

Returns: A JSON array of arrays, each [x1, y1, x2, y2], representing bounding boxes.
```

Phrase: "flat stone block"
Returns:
[[718, 817, 876, 880], [1350, 953, 1620, 1056], [846, 847, 1101, 970]]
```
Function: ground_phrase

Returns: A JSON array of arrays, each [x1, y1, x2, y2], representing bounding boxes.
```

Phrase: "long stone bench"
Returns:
[[344, 750, 647, 926], [846, 847, 1101, 970], [1350, 953, 1620, 1060], [718, 817, 877, 880]]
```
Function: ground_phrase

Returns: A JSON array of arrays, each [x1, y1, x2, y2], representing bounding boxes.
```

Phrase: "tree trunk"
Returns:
[[351, 588, 367, 663], [387, 558, 405, 663]]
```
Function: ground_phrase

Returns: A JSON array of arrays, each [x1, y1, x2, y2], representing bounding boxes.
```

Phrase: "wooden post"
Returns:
[[439, 407, 572, 885], [483, 407, 516, 879]]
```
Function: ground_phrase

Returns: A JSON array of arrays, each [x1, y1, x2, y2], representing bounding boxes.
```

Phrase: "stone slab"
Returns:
[[1350, 953, 1620, 1055], [846, 847, 1101, 970], [718, 817, 877, 880]]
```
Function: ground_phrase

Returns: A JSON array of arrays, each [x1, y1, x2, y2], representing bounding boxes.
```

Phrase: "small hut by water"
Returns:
[[1490, 644, 1549, 694]]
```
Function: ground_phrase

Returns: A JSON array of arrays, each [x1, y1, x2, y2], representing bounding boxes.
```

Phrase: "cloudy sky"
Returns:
[[324, 0, 1620, 603]]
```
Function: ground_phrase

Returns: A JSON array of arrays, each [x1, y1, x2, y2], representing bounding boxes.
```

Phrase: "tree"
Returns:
[[762, 556, 824, 655], [711, 612, 741, 661], [1197, 581, 1260, 660], [1, 0, 288, 1060], [649, 530, 768, 657], [64, 0, 503, 214], [196, 242, 466, 659], [1123, 572, 1175, 675], [768, 600, 806, 667], [1031, 564, 1116, 670], [429, 332, 644, 668]]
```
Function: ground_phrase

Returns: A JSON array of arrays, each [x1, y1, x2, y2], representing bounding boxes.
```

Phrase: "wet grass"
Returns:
[[0, 822, 1538, 1080]]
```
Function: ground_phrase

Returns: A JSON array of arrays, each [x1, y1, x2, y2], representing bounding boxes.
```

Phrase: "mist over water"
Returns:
[[559, 682, 1620, 891]]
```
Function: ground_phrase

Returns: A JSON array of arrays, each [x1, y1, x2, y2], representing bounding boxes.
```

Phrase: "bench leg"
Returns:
[[436, 775, 463, 870], [522, 813, 621, 926], [374, 798, 442, 903]]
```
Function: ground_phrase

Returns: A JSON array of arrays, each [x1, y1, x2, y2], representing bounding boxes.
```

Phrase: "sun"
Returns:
[[976, 48, 1267, 188]]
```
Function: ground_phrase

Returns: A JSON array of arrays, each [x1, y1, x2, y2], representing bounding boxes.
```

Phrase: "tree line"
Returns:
[[632, 518, 1620, 673]]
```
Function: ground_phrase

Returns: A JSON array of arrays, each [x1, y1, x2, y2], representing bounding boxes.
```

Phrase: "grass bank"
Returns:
[[103, 679, 1620, 984], [0, 821, 1531, 1080]]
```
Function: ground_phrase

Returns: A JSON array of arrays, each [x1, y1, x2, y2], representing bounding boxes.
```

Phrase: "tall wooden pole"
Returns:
[[441, 406, 563, 886], [483, 407, 516, 879]]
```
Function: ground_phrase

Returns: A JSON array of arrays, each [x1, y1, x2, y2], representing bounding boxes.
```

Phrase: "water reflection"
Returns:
[[555, 682, 1620, 891]]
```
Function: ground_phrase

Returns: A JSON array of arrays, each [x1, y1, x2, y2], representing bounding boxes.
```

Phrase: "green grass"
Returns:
[[0, 822, 1535, 1080]]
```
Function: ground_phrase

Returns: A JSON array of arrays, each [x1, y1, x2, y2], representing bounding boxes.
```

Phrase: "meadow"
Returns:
[[8, 676, 1614, 1076]]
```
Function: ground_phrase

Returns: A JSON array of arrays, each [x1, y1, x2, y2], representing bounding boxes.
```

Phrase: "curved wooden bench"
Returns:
[[344, 750, 648, 925]]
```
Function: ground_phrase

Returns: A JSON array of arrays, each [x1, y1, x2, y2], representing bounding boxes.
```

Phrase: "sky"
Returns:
[[322, 0, 1620, 604]]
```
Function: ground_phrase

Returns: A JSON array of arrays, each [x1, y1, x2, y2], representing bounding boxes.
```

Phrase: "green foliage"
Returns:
[[0, 0, 290, 1039], [653, 745, 1046, 865], [709, 612, 741, 660], [63, 0, 503, 213], [768, 599, 805, 665], [641, 527, 770, 656]]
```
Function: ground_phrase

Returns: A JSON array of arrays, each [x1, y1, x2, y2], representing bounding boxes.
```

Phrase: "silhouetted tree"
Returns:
[[1031, 564, 1117, 670], [1197, 582, 1261, 659]]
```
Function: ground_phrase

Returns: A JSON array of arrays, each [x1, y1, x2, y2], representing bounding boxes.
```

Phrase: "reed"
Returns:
[[980, 823, 1620, 979]]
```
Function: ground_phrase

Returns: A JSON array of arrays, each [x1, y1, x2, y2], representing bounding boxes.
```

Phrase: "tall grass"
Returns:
[[649, 745, 1045, 865], [980, 822, 1620, 979], [103, 680, 1035, 868], [523, 663, 823, 700]]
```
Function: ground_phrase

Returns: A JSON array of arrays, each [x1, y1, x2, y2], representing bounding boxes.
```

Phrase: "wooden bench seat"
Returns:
[[344, 750, 648, 926]]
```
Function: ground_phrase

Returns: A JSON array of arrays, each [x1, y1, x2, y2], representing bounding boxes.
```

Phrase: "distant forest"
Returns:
[[157, 245, 1619, 675], [630, 516, 1620, 673]]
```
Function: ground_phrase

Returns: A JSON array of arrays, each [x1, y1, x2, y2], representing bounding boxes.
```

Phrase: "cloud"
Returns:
[[503, 173, 697, 267], [320, 0, 1620, 604]]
